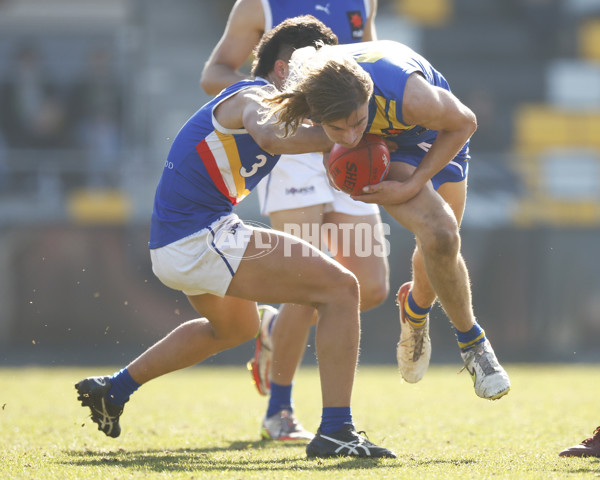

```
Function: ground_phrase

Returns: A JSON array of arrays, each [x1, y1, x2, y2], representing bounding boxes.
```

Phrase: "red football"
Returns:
[[326, 134, 390, 196]]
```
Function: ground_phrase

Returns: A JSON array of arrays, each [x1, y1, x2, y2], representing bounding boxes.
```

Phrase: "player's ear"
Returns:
[[273, 59, 288, 82]]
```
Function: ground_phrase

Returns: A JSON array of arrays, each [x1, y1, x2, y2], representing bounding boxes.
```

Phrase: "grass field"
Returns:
[[1, 364, 599, 479]]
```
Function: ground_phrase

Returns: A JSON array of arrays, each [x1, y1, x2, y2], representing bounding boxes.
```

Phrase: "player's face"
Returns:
[[321, 101, 369, 148]]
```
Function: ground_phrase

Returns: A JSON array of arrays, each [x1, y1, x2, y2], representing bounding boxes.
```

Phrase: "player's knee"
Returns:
[[359, 277, 389, 311], [210, 317, 258, 349], [237, 314, 261, 344], [243, 318, 261, 343], [308, 266, 359, 311], [329, 268, 360, 304], [221, 327, 256, 349], [422, 222, 460, 258]]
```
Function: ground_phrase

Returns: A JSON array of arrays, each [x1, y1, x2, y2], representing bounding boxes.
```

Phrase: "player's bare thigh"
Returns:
[[381, 162, 455, 234], [387, 161, 468, 222], [227, 227, 357, 308], [323, 210, 389, 310], [271, 205, 388, 310], [436, 178, 467, 225]]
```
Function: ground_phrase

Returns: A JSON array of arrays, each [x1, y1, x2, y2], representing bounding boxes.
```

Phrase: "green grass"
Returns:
[[1, 364, 599, 479]]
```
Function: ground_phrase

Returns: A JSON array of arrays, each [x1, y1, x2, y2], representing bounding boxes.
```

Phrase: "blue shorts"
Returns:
[[390, 144, 469, 190]]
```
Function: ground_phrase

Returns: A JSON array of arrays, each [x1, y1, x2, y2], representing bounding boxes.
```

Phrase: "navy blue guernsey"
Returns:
[[263, 0, 371, 44], [337, 40, 470, 157], [149, 79, 281, 249]]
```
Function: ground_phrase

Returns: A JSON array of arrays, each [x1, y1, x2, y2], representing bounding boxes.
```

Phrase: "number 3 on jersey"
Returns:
[[240, 154, 267, 178]]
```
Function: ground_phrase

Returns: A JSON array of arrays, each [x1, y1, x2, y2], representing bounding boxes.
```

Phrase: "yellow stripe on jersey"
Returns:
[[355, 51, 386, 64], [214, 130, 251, 201], [203, 132, 236, 199], [367, 94, 415, 136]]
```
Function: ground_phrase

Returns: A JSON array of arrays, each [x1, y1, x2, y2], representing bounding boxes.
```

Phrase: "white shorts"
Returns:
[[150, 213, 252, 297], [256, 152, 379, 216]]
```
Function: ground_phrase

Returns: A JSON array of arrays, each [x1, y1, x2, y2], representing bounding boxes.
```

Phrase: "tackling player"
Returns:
[[201, 0, 390, 443], [75, 17, 396, 459]]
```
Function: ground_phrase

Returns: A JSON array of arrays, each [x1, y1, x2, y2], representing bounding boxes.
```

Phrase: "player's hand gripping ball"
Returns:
[[326, 134, 390, 196]]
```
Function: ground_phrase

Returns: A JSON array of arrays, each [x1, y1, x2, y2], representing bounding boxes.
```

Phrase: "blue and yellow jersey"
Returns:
[[263, 0, 371, 44], [338, 40, 470, 157], [149, 79, 280, 249]]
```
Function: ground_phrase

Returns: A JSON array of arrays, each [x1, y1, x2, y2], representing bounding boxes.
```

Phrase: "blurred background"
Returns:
[[0, 0, 599, 366]]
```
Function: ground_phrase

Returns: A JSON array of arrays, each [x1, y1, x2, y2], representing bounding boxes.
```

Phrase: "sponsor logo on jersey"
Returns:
[[315, 3, 331, 15], [346, 11, 364, 39], [285, 185, 316, 195], [381, 127, 407, 135]]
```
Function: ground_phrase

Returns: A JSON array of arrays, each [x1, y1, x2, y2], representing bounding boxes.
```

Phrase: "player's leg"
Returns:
[[408, 178, 468, 324], [384, 162, 474, 329], [322, 210, 389, 312], [126, 222, 365, 385], [436, 182, 509, 400], [384, 162, 509, 398], [229, 227, 362, 409], [264, 207, 389, 389], [126, 295, 261, 384], [380, 161, 473, 327], [252, 156, 332, 396], [231, 228, 395, 457], [255, 205, 325, 440], [77, 227, 354, 436], [257, 205, 389, 440], [75, 294, 261, 438], [395, 177, 468, 383], [76, 236, 355, 441], [266, 205, 324, 388], [252, 155, 332, 440]]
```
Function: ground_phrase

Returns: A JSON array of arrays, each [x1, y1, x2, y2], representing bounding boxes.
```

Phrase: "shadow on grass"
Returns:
[[61, 442, 495, 473], [63, 441, 400, 472], [558, 458, 600, 475]]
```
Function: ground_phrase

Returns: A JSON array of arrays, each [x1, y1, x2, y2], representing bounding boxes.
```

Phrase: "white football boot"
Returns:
[[247, 305, 278, 395], [396, 282, 432, 383], [460, 339, 511, 400], [261, 409, 314, 441]]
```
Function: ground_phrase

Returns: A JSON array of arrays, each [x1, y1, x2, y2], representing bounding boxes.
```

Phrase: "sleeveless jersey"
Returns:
[[149, 78, 280, 249], [261, 0, 371, 44], [338, 40, 470, 156]]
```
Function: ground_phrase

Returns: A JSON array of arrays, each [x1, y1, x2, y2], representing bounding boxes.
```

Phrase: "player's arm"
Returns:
[[200, 0, 265, 95], [214, 88, 333, 154], [363, 0, 378, 41], [243, 96, 333, 155], [359, 72, 476, 204], [245, 109, 333, 155], [401, 72, 476, 187]]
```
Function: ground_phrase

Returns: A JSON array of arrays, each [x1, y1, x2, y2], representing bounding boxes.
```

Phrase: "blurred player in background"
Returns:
[[259, 38, 512, 401], [75, 17, 395, 459], [559, 425, 600, 457], [201, 0, 390, 442]]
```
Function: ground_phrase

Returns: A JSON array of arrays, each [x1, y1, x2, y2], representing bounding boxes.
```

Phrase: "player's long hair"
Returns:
[[260, 46, 373, 137]]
